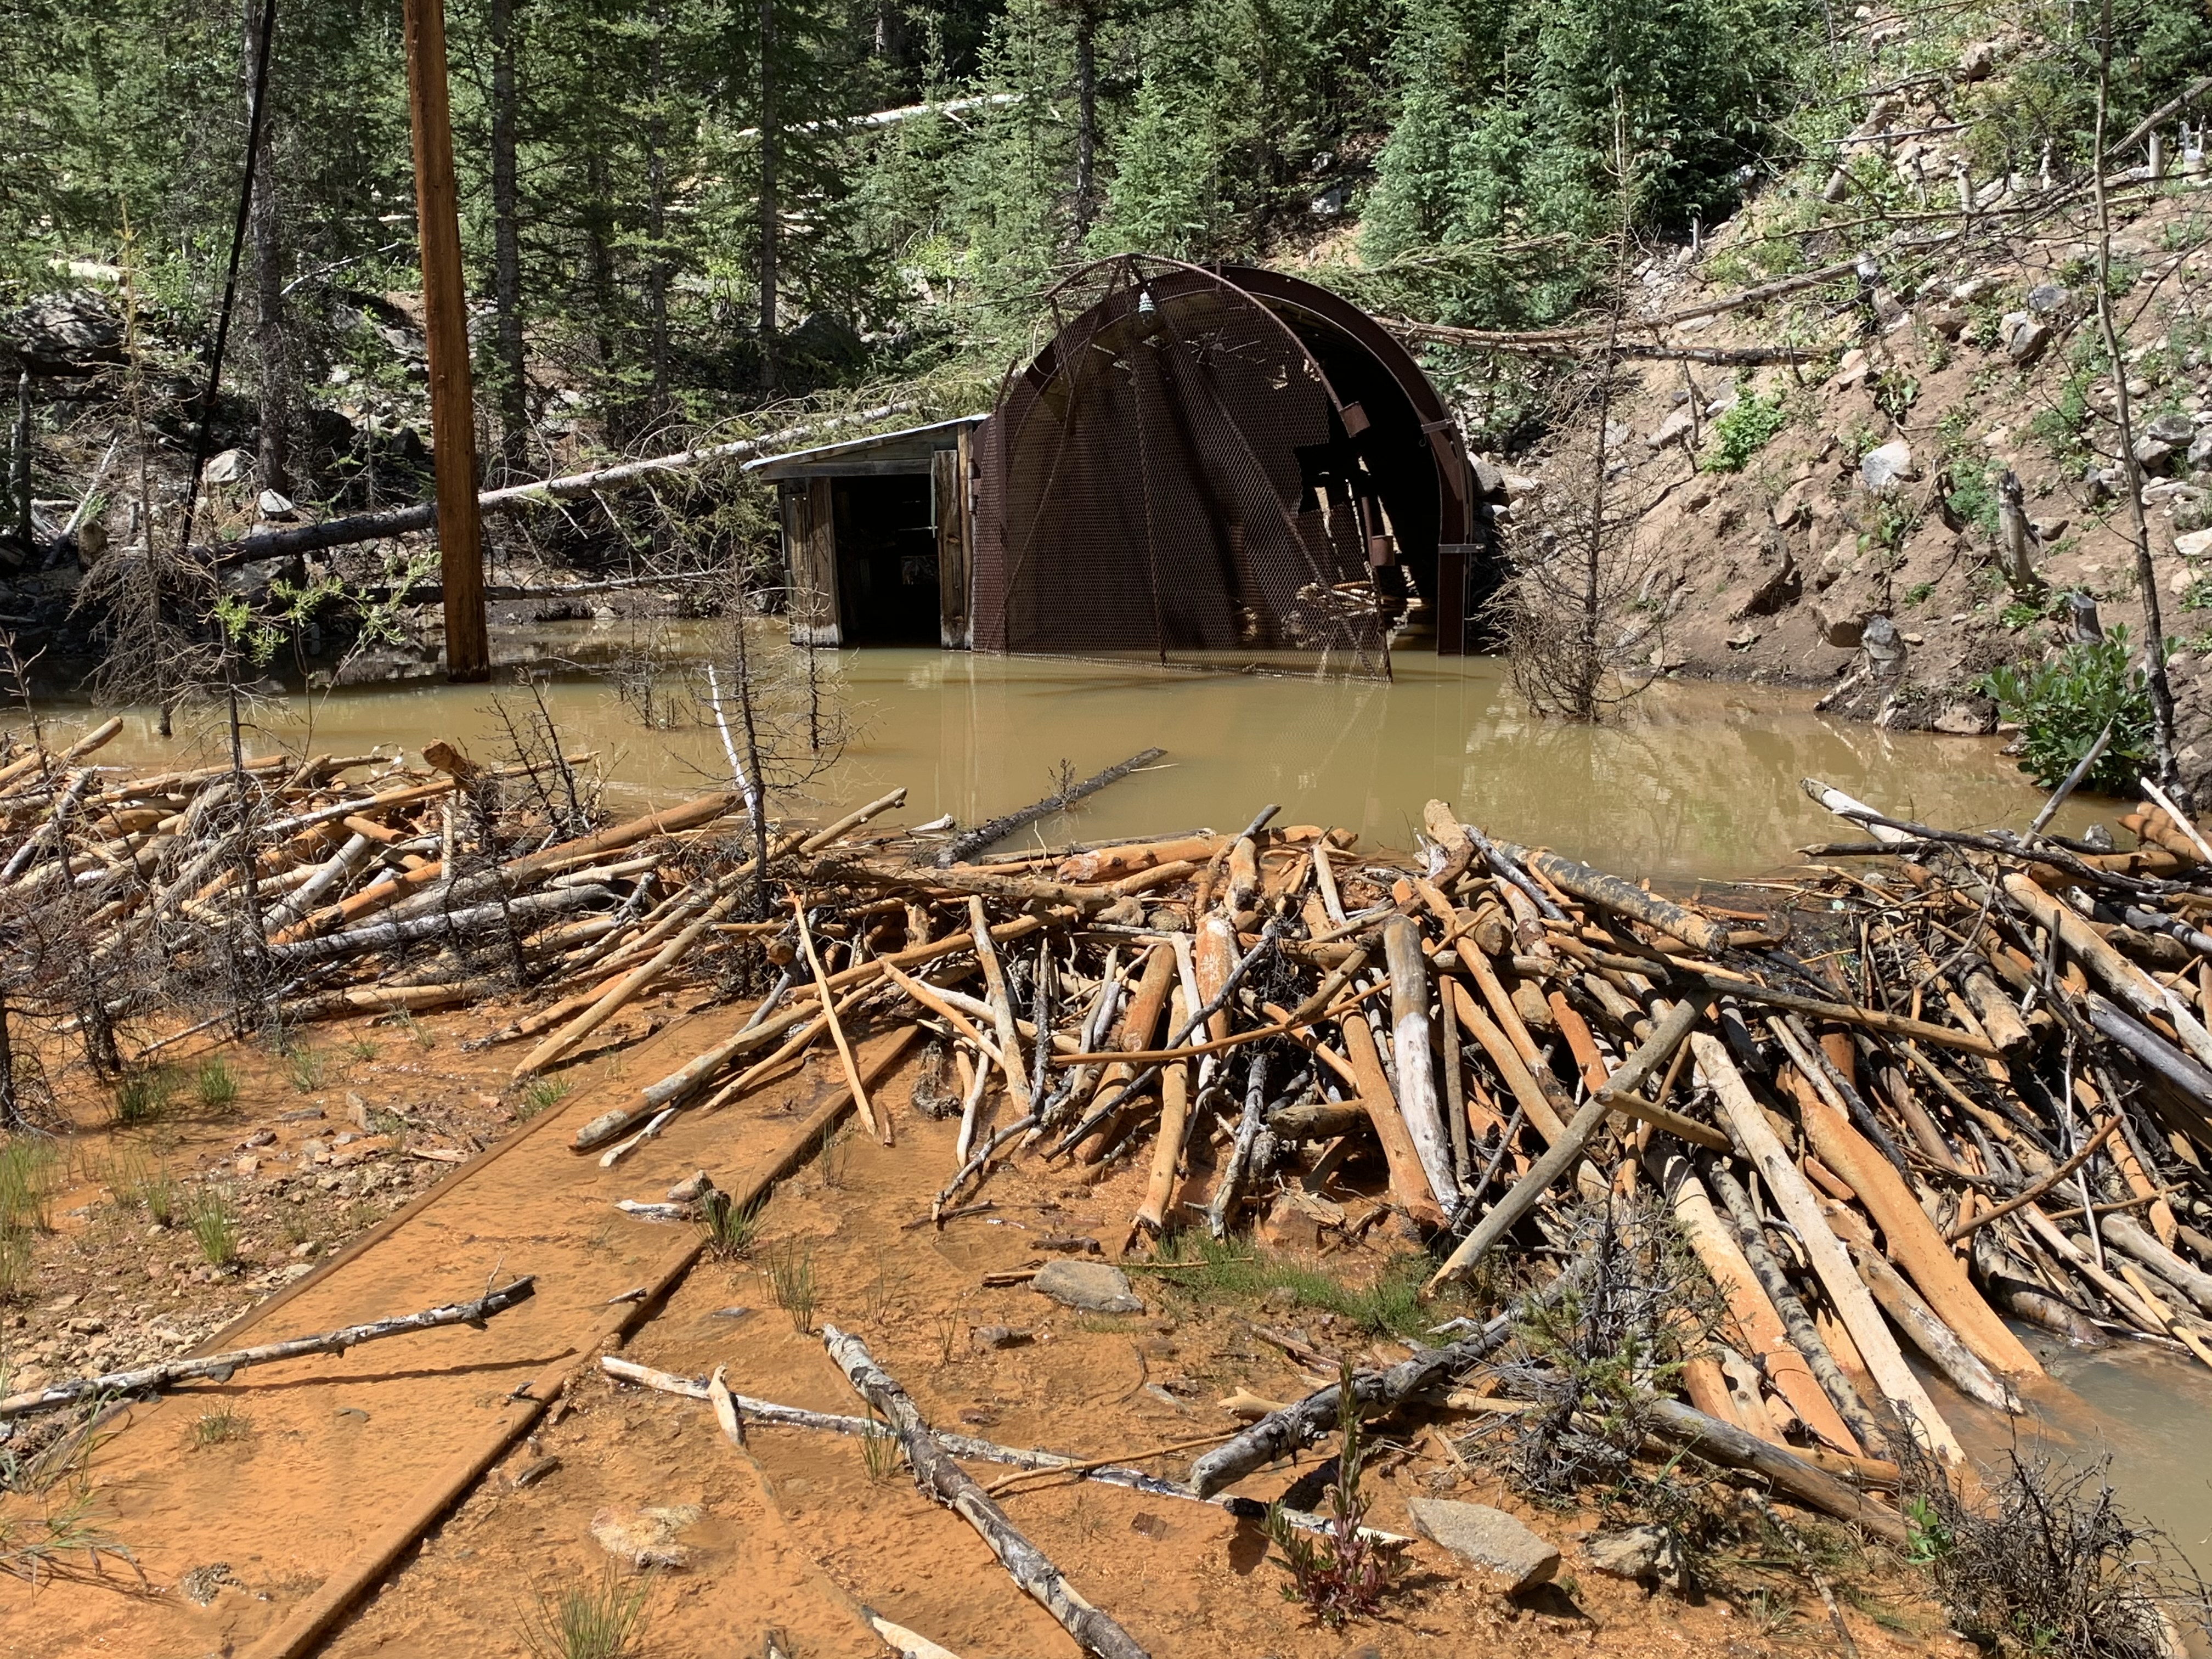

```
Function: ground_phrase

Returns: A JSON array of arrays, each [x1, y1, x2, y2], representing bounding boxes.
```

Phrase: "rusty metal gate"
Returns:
[[972, 255, 1398, 678]]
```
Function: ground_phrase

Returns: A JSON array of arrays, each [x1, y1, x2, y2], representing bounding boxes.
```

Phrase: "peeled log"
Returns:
[[1794, 1079, 2040, 1378], [1660, 1156, 1863, 1454], [1695, 1034, 1965, 1464], [1338, 1003, 1444, 1226], [1381, 914, 1455, 1205], [1492, 839, 1729, 955]]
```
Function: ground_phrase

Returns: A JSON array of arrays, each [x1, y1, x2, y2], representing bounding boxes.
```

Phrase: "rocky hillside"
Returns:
[[1471, 32, 2212, 802]]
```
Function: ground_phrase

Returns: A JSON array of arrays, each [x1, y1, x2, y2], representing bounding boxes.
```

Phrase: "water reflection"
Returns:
[[33, 630, 2088, 878]]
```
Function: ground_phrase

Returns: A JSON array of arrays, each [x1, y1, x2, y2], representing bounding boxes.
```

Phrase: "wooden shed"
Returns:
[[748, 414, 985, 648]]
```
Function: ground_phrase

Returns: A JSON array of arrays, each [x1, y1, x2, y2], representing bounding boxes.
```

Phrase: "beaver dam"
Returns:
[[1, 721, 2210, 1659]]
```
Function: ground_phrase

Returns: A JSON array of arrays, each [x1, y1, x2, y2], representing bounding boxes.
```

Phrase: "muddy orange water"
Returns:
[[36, 625, 2098, 878]]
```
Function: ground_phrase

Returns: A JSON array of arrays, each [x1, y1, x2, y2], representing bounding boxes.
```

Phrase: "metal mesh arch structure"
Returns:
[[972, 256, 1396, 676]]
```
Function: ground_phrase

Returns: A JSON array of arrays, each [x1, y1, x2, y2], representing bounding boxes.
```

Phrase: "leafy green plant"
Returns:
[[1263, 1363, 1407, 1626], [1977, 628, 2154, 794], [1149, 1232, 1436, 1338], [194, 1057, 239, 1111], [518, 1562, 654, 1659], [1903, 1494, 1953, 1567], [184, 1187, 238, 1267], [1901, 582, 1935, 608], [1702, 389, 1790, 473]]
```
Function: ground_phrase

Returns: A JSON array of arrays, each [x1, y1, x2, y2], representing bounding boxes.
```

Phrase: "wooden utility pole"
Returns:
[[402, 0, 491, 681]]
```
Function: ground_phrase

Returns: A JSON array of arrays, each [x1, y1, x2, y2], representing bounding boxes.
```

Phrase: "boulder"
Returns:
[[1934, 698, 1998, 736], [2003, 313, 2052, 366], [1646, 405, 1696, 450], [2146, 410, 2197, 444], [258, 489, 298, 520], [1816, 600, 1869, 648], [202, 448, 252, 486], [2026, 283, 2073, 316], [2189, 430, 2212, 471], [1859, 439, 1917, 492], [1406, 1498, 1560, 1594], [1583, 1523, 1680, 1582], [2176, 527, 2212, 559], [2135, 436, 2176, 475], [1031, 1259, 1143, 1314]]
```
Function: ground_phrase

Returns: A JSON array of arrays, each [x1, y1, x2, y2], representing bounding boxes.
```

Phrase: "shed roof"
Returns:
[[744, 414, 985, 481]]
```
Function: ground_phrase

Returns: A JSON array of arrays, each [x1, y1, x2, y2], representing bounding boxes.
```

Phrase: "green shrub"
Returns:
[[1977, 628, 2154, 794], [1702, 390, 1789, 473]]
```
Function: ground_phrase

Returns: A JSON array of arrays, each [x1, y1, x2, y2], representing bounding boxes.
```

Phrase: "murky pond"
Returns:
[[34, 627, 2096, 878]]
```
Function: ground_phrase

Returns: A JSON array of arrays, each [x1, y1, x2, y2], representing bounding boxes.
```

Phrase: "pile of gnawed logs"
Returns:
[[576, 778, 2212, 1531], [0, 717, 917, 1049]]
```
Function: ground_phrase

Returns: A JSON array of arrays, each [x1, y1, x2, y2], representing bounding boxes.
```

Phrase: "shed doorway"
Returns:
[[833, 476, 938, 645]]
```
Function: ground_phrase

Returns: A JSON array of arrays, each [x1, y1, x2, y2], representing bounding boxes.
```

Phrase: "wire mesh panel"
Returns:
[[974, 256, 1391, 678]]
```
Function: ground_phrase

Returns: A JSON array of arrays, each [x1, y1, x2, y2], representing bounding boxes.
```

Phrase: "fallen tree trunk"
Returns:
[[1642, 1397, 1908, 1544], [936, 748, 1166, 867], [822, 1326, 1151, 1659], [207, 403, 920, 565], [0, 1277, 536, 1418], [1188, 1257, 1590, 1498]]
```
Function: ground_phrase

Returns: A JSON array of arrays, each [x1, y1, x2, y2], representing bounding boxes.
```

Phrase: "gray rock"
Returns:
[[1583, 1523, 1679, 1581], [1859, 439, 1917, 492], [257, 489, 297, 520], [2004, 313, 2052, 366], [2136, 436, 2177, 475], [665, 1170, 715, 1203], [2189, 431, 2212, 470], [1862, 613, 1907, 679], [1406, 1498, 1560, 1593], [1031, 1259, 1143, 1314], [2026, 282, 2072, 315], [2146, 410, 2197, 444], [972, 1323, 1033, 1350], [1645, 405, 1696, 450], [202, 448, 252, 486]]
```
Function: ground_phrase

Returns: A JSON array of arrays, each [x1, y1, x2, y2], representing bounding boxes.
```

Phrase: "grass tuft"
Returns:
[[184, 1187, 238, 1267], [284, 1046, 326, 1093], [112, 1068, 174, 1125], [190, 1404, 252, 1447], [193, 1056, 239, 1112], [1149, 1232, 1436, 1338], [516, 1077, 571, 1119], [518, 1562, 654, 1659], [697, 1191, 761, 1260], [763, 1239, 816, 1333]]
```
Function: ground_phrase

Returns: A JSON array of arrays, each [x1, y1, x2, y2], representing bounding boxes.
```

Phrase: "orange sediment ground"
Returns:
[[1, 996, 1971, 1659]]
